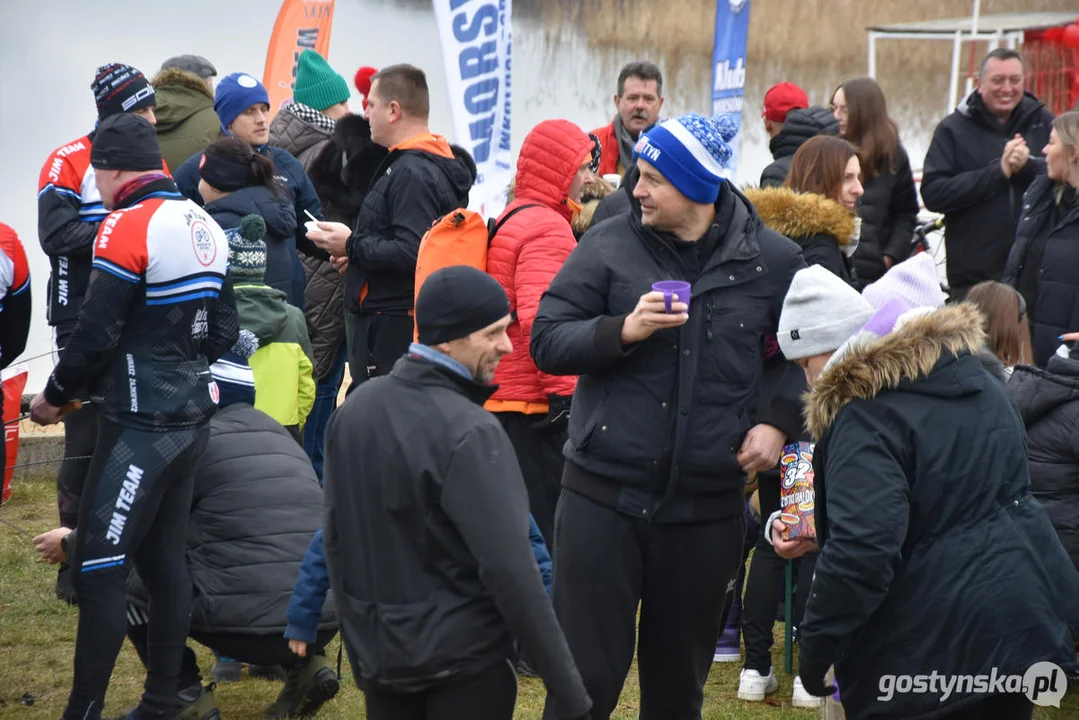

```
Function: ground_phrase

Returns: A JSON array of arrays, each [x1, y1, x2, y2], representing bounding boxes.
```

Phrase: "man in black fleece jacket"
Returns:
[[323, 265, 590, 720]]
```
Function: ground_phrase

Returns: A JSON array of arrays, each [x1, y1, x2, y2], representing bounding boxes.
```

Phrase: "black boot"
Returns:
[[264, 655, 339, 719]]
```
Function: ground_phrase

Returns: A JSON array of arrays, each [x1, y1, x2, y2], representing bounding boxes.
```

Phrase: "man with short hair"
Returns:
[[922, 48, 1054, 298], [532, 113, 807, 719], [172, 72, 324, 309], [591, 61, 665, 178], [758, 82, 839, 188], [30, 112, 237, 720], [153, 55, 220, 171], [324, 265, 591, 720], [37, 63, 161, 602], [306, 64, 474, 386]]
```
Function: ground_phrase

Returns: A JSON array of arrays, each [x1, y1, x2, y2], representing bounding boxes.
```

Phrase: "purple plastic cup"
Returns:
[[652, 280, 691, 313]]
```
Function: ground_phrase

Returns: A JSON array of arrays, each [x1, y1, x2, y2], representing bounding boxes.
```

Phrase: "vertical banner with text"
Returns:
[[433, 0, 514, 218], [264, 0, 336, 116], [711, 0, 750, 179]]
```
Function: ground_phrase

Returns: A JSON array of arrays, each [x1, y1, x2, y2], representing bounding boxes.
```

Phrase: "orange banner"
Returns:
[[263, 0, 336, 116]]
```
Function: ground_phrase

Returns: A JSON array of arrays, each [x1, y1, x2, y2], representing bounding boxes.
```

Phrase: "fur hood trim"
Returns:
[[151, 68, 213, 99], [743, 186, 855, 247], [805, 303, 986, 438]]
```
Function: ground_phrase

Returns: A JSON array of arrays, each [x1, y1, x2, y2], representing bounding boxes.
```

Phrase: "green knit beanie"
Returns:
[[293, 50, 350, 111]]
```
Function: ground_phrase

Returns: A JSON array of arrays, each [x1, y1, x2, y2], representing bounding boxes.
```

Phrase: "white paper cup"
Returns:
[[602, 173, 622, 189]]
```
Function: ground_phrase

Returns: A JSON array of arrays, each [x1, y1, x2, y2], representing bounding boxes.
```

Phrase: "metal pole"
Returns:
[[868, 31, 877, 78], [964, 0, 982, 96], [949, 29, 963, 115]]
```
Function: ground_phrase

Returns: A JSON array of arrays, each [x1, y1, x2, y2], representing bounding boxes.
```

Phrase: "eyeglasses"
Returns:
[[587, 133, 602, 174]]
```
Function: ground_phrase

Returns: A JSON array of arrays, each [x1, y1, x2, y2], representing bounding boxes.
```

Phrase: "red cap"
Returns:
[[762, 82, 809, 123], [354, 66, 378, 110]]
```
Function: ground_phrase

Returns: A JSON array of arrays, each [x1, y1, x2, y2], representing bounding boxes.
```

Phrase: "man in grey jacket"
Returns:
[[323, 265, 591, 720]]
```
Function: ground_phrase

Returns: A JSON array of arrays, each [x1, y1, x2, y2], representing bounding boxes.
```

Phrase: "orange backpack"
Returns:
[[413, 204, 538, 340]]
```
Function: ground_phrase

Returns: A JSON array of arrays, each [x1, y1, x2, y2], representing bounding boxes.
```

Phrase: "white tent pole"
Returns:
[[868, 31, 877, 77], [964, 0, 982, 96], [949, 29, 962, 113]]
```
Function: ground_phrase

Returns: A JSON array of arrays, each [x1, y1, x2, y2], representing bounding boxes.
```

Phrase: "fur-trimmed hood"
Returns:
[[743, 186, 856, 248], [152, 67, 214, 99], [805, 303, 986, 438]]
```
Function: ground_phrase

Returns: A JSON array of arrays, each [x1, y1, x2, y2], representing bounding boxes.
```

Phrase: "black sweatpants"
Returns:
[[742, 472, 817, 673], [63, 419, 209, 720], [496, 412, 567, 549], [347, 312, 413, 392], [542, 489, 744, 720], [127, 618, 337, 691], [364, 659, 518, 720]]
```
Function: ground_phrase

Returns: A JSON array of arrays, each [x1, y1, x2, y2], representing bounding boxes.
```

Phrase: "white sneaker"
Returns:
[[792, 676, 823, 708], [737, 668, 779, 701]]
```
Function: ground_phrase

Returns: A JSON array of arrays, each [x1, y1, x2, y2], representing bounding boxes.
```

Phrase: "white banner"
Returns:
[[432, 0, 514, 218]]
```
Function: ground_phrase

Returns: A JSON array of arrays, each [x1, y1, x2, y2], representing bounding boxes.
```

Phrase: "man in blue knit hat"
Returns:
[[171, 72, 325, 310], [532, 113, 808, 718]]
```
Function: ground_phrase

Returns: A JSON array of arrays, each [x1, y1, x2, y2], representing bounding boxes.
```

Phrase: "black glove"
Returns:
[[532, 394, 571, 434], [798, 654, 836, 698]]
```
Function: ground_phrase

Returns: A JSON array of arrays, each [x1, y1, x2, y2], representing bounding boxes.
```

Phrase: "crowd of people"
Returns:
[[1, 40, 1076, 720]]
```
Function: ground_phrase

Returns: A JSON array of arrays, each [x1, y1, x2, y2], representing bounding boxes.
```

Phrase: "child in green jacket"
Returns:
[[226, 214, 315, 440]]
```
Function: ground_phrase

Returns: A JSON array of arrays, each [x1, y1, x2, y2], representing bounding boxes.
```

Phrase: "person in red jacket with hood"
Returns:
[[485, 119, 597, 549]]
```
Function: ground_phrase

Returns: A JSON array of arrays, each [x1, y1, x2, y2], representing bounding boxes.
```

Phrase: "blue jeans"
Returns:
[[303, 340, 347, 484]]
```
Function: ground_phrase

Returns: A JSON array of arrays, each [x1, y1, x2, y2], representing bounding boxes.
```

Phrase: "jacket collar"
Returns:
[[742, 186, 856, 247], [805, 304, 986, 439], [114, 174, 183, 210], [391, 353, 498, 405]]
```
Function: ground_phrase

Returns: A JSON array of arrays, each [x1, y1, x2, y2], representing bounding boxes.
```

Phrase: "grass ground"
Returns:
[[1, 474, 1075, 719]]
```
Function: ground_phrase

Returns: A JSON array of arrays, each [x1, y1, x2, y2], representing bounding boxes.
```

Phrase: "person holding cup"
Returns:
[[532, 113, 807, 719]]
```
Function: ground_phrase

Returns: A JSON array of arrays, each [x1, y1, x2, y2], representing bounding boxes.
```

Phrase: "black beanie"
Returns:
[[90, 114, 163, 171], [92, 63, 155, 120], [416, 266, 510, 345], [198, 148, 258, 193]]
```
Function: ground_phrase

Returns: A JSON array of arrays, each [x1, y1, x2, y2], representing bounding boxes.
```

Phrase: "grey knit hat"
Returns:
[[778, 265, 874, 360], [160, 55, 217, 80]]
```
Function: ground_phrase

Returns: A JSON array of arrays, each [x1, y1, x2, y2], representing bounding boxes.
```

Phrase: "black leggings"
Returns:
[[495, 412, 566, 550], [63, 419, 209, 720], [57, 401, 98, 528], [363, 659, 518, 720], [127, 620, 338, 691]]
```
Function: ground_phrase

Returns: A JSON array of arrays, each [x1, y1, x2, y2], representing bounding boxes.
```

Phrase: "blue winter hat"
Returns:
[[214, 72, 271, 131], [633, 113, 738, 204], [210, 329, 258, 408]]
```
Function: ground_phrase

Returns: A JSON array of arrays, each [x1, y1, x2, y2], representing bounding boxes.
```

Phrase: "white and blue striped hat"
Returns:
[[633, 113, 738, 204]]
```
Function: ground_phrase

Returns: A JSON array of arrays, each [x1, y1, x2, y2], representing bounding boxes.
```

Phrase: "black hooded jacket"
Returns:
[[205, 185, 299, 307], [344, 142, 475, 314], [759, 106, 840, 189], [921, 90, 1053, 290]]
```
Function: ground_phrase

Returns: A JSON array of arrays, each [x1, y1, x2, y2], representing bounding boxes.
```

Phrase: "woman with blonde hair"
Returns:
[[1003, 111, 1079, 366]]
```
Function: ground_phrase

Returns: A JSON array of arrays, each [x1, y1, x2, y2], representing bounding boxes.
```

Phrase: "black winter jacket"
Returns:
[[129, 403, 336, 634], [323, 354, 591, 717], [589, 164, 638, 229], [800, 304, 1078, 720], [921, 91, 1054, 291], [1010, 356, 1079, 570], [759, 106, 840, 189], [533, 183, 807, 522], [850, 143, 919, 285], [345, 142, 474, 314], [1002, 173, 1079, 366], [204, 186, 300, 307]]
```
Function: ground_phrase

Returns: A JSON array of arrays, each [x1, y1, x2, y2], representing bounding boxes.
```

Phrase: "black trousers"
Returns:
[[63, 420, 208, 720], [128, 620, 337, 691], [57, 399, 98, 529], [496, 412, 567, 549], [929, 694, 1032, 720], [347, 312, 414, 392], [542, 489, 744, 720], [364, 659, 518, 720]]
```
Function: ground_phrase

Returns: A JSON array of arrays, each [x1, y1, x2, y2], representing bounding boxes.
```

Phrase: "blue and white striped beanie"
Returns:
[[633, 113, 739, 204]]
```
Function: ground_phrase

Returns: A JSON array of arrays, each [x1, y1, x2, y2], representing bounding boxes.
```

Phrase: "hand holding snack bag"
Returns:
[[779, 441, 816, 542]]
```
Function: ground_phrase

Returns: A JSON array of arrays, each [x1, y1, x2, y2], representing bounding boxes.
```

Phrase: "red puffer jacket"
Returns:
[[485, 119, 594, 413]]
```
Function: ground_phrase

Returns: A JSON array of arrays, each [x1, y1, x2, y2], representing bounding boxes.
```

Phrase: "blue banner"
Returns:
[[711, 0, 751, 178]]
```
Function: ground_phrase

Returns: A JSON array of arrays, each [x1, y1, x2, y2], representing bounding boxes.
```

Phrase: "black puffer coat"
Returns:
[[130, 403, 335, 634], [1009, 356, 1079, 570], [800, 304, 1078, 719], [205, 185, 299, 306], [848, 143, 919, 286], [759, 106, 840, 189], [1001, 172, 1079, 366]]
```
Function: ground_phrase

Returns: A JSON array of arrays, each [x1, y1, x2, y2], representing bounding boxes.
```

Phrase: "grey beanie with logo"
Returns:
[[778, 265, 874, 361]]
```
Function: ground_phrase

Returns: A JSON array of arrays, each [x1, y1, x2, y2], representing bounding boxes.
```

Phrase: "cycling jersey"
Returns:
[[0, 222, 31, 367]]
